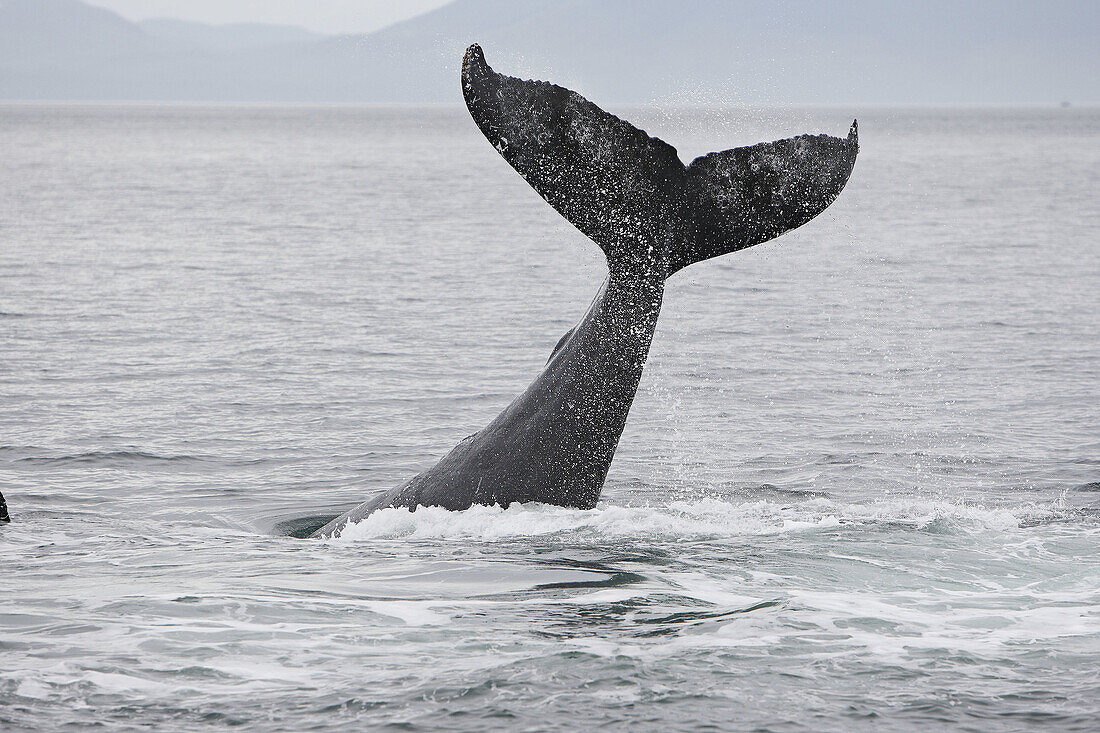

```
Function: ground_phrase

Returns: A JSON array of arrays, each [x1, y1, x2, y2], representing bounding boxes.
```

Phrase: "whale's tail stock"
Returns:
[[461, 44, 858, 279]]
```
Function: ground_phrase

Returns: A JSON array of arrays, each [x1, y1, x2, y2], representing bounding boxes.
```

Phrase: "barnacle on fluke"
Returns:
[[311, 44, 858, 539]]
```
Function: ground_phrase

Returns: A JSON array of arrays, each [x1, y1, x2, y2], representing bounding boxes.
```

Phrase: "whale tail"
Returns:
[[461, 44, 858, 278]]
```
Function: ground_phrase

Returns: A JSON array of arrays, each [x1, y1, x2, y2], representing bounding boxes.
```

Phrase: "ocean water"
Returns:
[[1, 103, 1098, 731]]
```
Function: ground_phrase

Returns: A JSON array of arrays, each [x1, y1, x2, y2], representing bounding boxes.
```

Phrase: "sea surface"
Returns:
[[1, 103, 1098, 731]]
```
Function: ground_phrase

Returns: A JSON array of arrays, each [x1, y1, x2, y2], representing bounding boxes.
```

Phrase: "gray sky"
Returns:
[[86, 0, 455, 34]]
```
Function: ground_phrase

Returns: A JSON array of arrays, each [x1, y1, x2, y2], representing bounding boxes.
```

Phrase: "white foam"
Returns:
[[359, 600, 449, 626], [78, 671, 172, 695], [333, 494, 1049, 543]]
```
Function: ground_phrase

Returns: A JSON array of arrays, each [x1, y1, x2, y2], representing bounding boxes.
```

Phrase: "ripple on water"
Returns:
[[2, 104, 1099, 731]]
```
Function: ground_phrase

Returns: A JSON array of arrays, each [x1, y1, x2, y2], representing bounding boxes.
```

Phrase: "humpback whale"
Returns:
[[311, 44, 858, 539]]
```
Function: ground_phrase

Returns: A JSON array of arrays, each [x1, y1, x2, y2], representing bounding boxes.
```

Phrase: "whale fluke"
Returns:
[[462, 43, 858, 278]]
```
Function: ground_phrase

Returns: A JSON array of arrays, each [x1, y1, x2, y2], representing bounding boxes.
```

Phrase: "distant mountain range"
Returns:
[[137, 18, 323, 53], [2, 0, 1097, 103]]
